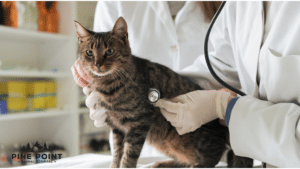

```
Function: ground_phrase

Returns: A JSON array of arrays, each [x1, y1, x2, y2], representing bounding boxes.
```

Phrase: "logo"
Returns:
[[12, 141, 64, 164]]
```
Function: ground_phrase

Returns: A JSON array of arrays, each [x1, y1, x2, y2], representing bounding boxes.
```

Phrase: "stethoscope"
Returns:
[[148, 88, 160, 104], [148, 1, 244, 105], [204, 1, 246, 97]]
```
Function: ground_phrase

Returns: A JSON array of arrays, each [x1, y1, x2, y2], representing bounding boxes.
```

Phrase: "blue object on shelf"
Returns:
[[52, 68, 58, 73], [0, 101, 7, 115]]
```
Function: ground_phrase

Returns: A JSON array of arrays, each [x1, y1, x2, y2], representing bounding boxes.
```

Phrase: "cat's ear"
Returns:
[[112, 17, 128, 35], [74, 21, 91, 39]]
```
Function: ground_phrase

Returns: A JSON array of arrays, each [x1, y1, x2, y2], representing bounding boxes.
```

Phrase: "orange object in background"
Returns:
[[37, 1, 59, 33], [2, 1, 18, 27]]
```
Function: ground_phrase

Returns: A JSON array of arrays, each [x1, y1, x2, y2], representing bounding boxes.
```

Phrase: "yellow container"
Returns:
[[26, 82, 34, 97], [32, 97, 46, 111], [32, 81, 47, 111], [6, 81, 27, 113], [26, 82, 34, 111], [0, 82, 8, 101], [7, 98, 27, 112], [7, 81, 27, 99], [45, 81, 57, 108]]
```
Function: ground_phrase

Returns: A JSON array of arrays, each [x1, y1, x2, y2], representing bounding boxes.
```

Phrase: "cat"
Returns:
[[74, 17, 253, 168]]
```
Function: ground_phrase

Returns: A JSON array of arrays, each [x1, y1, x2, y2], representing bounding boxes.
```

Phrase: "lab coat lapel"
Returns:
[[236, 2, 264, 96], [149, 1, 177, 42], [173, 1, 192, 25]]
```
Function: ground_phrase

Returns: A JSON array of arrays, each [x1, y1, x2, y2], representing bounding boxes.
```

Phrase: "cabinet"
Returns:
[[0, 2, 80, 157]]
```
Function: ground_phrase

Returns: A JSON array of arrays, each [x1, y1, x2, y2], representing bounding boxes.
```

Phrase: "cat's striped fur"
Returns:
[[75, 17, 253, 168]]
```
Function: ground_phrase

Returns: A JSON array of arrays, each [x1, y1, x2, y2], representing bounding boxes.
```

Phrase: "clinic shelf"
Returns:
[[79, 107, 89, 114], [0, 70, 69, 78], [0, 26, 69, 42], [0, 110, 70, 121], [0, 2, 80, 157]]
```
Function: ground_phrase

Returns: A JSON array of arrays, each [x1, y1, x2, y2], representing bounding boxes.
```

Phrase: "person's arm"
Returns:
[[155, 1, 240, 134], [93, 1, 119, 32], [226, 96, 300, 167]]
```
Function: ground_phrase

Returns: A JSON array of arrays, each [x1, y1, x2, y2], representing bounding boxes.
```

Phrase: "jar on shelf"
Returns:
[[37, 1, 59, 33], [2, 1, 18, 27], [0, 2, 5, 25], [16, 1, 38, 31]]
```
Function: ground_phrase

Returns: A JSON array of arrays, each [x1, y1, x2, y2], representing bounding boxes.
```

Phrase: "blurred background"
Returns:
[[0, 1, 110, 167]]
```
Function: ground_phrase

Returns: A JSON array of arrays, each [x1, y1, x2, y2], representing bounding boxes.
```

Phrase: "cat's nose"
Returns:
[[95, 63, 101, 68]]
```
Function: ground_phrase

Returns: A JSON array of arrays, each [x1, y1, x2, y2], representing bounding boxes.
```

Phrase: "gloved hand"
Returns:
[[71, 59, 108, 127], [154, 90, 233, 135], [84, 87, 108, 127], [71, 59, 91, 88]]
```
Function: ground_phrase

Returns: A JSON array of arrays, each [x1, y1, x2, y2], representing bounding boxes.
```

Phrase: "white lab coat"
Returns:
[[184, 1, 300, 167], [93, 1, 212, 157]]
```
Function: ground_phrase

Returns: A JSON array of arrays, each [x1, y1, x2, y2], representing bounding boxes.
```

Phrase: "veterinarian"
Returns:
[[73, 1, 300, 167], [155, 1, 300, 168], [72, 1, 222, 158]]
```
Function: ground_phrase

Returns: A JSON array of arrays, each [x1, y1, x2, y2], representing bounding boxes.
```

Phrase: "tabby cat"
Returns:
[[74, 17, 253, 168]]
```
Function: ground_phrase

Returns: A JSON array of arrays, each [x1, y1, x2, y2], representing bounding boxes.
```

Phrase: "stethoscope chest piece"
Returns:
[[148, 88, 160, 104]]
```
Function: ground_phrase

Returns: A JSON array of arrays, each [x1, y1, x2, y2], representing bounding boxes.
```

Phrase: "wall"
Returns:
[[76, 1, 98, 30]]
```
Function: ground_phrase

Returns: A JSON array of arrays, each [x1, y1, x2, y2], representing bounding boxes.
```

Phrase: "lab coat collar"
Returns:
[[149, 1, 177, 41], [148, 1, 198, 43], [173, 1, 195, 25]]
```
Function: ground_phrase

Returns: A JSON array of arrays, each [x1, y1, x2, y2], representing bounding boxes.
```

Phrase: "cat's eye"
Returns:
[[86, 50, 94, 57], [106, 49, 114, 56]]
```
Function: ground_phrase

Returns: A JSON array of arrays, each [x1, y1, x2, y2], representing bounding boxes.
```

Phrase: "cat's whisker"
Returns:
[[116, 67, 137, 86], [113, 68, 128, 93], [111, 70, 122, 104], [111, 68, 130, 102], [114, 67, 130, 80], [113, 68, 127, 83]]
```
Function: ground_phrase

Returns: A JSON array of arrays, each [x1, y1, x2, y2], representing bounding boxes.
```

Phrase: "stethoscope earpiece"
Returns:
[[148, 88, 160, 104]]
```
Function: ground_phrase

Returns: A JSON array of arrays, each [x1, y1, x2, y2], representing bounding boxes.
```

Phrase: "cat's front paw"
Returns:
[[151, 162, 162, 168], [119, 163, 137, 168], [151, 161, 171, 168], [109, 163, 119, 168], [151, 160, 187, 168]]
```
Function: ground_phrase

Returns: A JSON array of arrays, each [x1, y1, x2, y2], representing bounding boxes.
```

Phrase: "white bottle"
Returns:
[[0, 144, 9, 167], [16, 1, 38, 31]]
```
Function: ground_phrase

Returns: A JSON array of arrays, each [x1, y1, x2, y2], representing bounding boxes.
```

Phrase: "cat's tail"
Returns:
[[227, 149, 253, 168]]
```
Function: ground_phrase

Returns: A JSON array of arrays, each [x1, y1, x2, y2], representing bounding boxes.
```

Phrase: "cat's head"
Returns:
[[75, 17, 131, 78]]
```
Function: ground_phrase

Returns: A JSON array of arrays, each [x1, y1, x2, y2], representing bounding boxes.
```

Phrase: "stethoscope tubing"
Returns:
[[205, 2, 269, 167], [204, 1, 246, 96]]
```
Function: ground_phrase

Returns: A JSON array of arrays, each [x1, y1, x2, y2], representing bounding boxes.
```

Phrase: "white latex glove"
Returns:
[[154, 90, 232, 135], [83, 87, 108, 127]]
